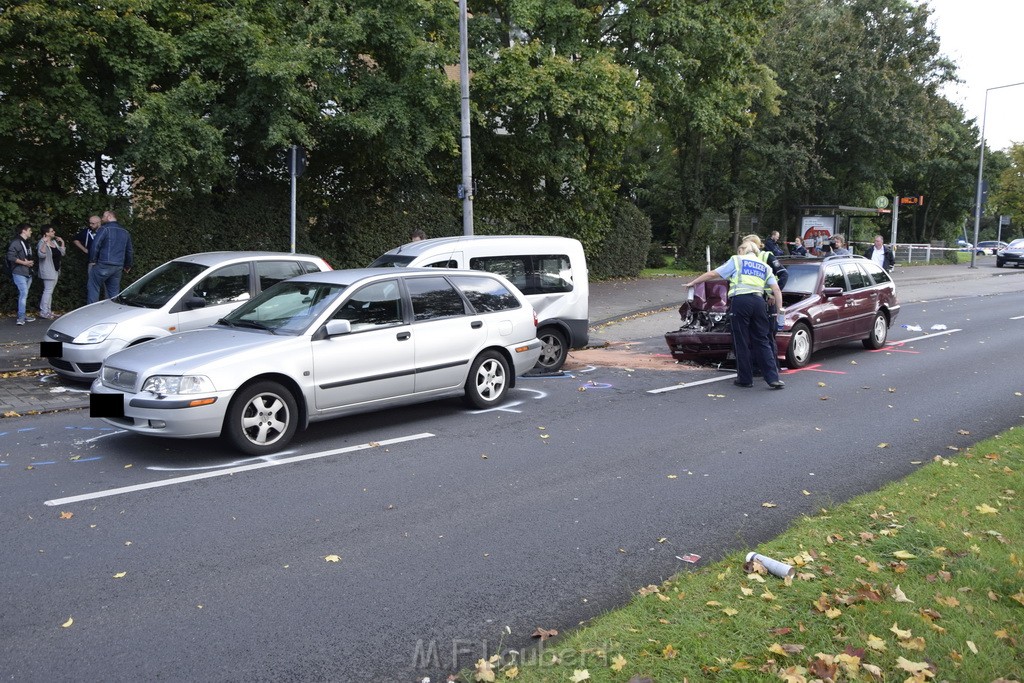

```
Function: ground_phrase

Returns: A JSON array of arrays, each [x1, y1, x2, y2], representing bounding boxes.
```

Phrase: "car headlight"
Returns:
[[74, 323, 117, 344], [142, 375, 216, 395]]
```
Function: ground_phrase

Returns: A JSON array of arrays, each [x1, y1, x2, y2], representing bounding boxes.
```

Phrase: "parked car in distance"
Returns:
[[45, 252, 332, 381], [995, 239, 1024, 268], [956, 239, 974, 252], [370, 235, 588, 372], [665, 254, 900, 368], [90, 268, 542, 454], [976, 240, 1008, 255]]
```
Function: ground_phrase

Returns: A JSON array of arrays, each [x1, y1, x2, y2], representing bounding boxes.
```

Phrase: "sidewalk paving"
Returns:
[[0, 261, 1006, 416]]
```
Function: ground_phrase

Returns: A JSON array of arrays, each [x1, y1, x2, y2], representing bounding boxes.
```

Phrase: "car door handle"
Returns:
[[471, 321, 483, 329], [397, 331, 411, 341]]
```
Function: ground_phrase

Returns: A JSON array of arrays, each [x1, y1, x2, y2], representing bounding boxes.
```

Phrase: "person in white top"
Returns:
[[864, 234, 895, 272]]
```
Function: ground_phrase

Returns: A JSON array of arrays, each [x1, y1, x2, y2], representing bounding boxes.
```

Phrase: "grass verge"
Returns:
[[468, 425, 1024, 682]]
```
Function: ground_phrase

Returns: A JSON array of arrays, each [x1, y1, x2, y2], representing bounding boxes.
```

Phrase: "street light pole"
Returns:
[[458, 0, 474, 236], [971, 80, 1024, 268]]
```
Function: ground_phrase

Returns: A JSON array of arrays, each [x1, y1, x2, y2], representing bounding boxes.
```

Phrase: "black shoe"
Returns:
[[768, 381, 785, 390], [733, 380, 753, 388]]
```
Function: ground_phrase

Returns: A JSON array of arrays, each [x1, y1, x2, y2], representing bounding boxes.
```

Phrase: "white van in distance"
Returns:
[[371, 235, 588, 371]]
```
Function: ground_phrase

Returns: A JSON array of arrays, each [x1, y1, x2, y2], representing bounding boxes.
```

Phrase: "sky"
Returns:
[[922, 0, 1024, 151]]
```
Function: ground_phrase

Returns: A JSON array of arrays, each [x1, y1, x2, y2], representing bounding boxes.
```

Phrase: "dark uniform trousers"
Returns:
[[730, 293, 780, 385]]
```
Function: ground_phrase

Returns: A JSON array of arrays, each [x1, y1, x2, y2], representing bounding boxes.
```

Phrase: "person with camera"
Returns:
[[36, 224, 66, 319], [831, 234, 852, 256], [7, 223, 36, 325]]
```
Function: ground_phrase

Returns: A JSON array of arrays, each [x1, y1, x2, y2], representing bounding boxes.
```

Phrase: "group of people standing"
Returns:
[[6, 210, 134, 325]]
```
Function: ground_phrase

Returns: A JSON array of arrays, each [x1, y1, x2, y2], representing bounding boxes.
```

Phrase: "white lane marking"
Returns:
[[648, 374, 737, 394], [888, 328, 963, 345], [1012, 315, 1024, 320], [44, 433, 434, 507], [82, 430, 127, 444]]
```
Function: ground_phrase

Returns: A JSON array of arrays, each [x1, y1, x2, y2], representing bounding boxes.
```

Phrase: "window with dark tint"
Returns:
[[861, 261, 891, 285], [469, 254, 574, 295], [425, 260, 459, 268], [450, 275, 521, 312], [406, 276, 468, 321], [841, 263, 869, 290], [334, 280, 403, 331], [195, 263, 252, 306], [257, 260, 310, 290], [823, 264, 846, 290]]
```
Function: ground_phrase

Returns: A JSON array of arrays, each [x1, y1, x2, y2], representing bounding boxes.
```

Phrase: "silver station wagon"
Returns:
[[90, 268, 542, 454], [45, 251, 331, 380]]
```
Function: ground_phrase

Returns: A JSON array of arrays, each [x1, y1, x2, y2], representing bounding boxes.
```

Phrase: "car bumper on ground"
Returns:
[[90, 379, 231, 438]]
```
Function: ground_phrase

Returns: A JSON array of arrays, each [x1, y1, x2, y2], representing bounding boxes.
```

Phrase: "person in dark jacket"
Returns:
[[87, 210, 134, 303], [764, 230, 786, 256], [7, 223, 36, 325], [863, 234, 895, 272], [790, 236, 808, 256]]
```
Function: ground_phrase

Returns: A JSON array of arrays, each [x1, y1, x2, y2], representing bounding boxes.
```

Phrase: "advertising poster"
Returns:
[[801, 216, 835, 251]]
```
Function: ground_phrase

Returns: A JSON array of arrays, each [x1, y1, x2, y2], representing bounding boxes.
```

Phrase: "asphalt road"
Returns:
[[3, 274, 1024, 682]]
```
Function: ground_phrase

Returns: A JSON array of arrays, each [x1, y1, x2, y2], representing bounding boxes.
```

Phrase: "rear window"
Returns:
[[449, 275, 521, 312], [256, 260, 312, 290], [406, 276, 469, 321], [368, 254, 416, 267]]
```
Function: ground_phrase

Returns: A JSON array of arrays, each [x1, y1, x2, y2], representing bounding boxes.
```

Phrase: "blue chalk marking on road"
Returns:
[[71, 457, 103, 463], [32, 461, 57, 466], [17, 428, 36, 433]]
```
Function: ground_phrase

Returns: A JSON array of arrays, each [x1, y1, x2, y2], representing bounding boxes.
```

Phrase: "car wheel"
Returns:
[[862, 311, 888, 349], [785, 322, 812, 368], [225, 381, 298, 455], [535, 327, 568, 372], [465, 350, 510, 409], [996, 259, 1004, 268]]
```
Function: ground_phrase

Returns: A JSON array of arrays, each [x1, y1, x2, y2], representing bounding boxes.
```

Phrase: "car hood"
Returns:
[[101, 327, 294, 375], [47, 299, 165, 337], [681, 280, 730, 316]]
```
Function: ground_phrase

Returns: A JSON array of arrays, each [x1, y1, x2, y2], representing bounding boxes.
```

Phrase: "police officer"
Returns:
[[685, 241, 785, 389], [743, 234, 787, 374]]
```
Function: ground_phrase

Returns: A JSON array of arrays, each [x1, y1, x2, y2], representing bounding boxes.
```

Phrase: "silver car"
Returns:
[[44, 252, 331, 380], [90, 268, 542, 454]]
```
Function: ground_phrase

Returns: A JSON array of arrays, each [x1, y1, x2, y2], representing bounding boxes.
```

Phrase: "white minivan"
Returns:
[[370, 236, 588, 371]]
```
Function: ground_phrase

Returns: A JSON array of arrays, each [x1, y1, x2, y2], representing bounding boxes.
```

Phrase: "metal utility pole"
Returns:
[[458, 0, 474, 235], [289, 145, 307, 254], [972, 80, 1024, 268]]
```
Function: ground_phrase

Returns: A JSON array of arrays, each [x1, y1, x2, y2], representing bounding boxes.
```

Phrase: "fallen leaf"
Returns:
[[824, 608, 842, 619], [475, 657, 496, 682], [324, 554, 341, 563], [59, 511, 73, 520], [662, 644, 677, 659], [504, 665, 519, 679], [61, 617, 73, 628], [967, 640, 978, 654], [892, 550, 916, 560], [531, 627, 558, 641], [610, 654, 627, 672], [761, 502, 777, 508], [113, 571, 127, 579], [893, 585, 913, 603], [802, 489, 811, 496], [866, 634, 887, 651], [975, 504, 998, 515], [877, 443, 889, 448], [722, 607, 738, 616], [890, 623, 912, 639], [895, 657, 932, 676], [899, 636, 926, 651]]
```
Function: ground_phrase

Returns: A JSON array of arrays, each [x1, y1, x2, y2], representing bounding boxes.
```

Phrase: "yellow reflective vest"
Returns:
[[728, 255, 770, 297]]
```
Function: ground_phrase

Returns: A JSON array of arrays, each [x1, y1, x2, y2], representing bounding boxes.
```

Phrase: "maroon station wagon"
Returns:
[[665, 254, 900, 368]]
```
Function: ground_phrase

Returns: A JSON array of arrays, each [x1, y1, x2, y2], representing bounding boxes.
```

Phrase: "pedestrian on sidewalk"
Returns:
[[36, 224, 66, 319], [7, 222, 36, 325], [864, 234, 895, 272], [87, 210, 134, 304]]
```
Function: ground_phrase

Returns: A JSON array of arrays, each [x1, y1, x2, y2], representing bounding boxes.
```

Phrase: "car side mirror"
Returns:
[[185, 295, 207, 310], [822, 286, 843, 298], [325, 319, 352, 337]]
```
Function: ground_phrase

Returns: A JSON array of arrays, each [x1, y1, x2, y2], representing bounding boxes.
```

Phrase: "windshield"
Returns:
[[221, 280, 347, 335], [368, 254, 415, 267], [116, 261, 207, 308], [1008, 239, 1024, 249], [782, 264, 820, 293]]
